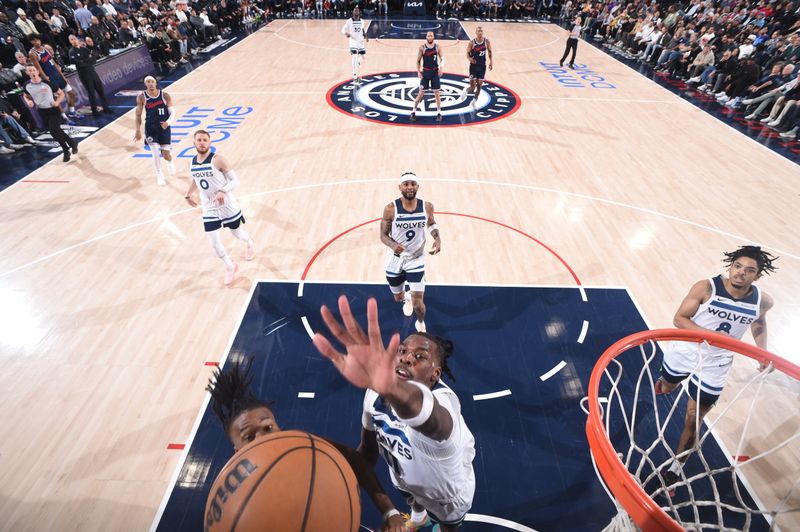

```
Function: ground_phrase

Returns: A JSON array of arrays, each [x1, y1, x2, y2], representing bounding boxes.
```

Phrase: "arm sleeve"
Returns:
[[220, 169, 240, 193]]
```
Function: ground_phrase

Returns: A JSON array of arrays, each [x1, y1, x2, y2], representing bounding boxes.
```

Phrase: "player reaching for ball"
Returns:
[[207, 358, 406, 532], [313, 296, 476, 532]]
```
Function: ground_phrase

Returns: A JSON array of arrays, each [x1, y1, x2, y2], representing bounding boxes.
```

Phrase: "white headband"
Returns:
[[400, 172, 418, 184], [144, 75, 156, 83]]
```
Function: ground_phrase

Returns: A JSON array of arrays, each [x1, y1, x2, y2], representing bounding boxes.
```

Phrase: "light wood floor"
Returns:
[[0, 20, 797, 531]]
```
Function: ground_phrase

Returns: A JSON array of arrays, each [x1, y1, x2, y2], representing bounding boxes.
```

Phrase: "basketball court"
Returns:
[[0, 19, 797, 532]]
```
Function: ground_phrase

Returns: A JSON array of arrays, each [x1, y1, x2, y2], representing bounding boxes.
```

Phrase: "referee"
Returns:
[[68, 34, 111, 117], [23, 65, 77, 162], [559, 16, 583, 69]]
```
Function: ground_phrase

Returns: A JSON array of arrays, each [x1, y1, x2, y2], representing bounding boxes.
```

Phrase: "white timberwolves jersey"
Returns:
[[362, 382, 476, 503], [343, 18, 365, 50], [189, 153, 241, 221], [391, 198, 427, 258], [692, 275, 761, 359]]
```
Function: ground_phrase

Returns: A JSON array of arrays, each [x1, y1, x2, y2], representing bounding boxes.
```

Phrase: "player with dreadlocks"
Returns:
[[206, 357, 407, 532], [313, 296, 476, 532], [656, 245, 777, 489]]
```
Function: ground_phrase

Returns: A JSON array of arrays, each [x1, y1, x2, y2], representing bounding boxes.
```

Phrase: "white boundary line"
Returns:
[[147, 279, 259, 532], [539, 361, 567, 381], [300, 315, 315, 339], [577, 320, 589, 344], [465, 512, 539, 531], [4, 173, 797, 278], [473, 389, 513, 401], [622, 287, 773, 526], [297, 392, 316, 399]]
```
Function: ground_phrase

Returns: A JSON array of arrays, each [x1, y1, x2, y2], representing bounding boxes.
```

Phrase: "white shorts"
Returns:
[[399, 476, 475, 526], [661, 341, 733, 396], [385, 250, 425, 292]]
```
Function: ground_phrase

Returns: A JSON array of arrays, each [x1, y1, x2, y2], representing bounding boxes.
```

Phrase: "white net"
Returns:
[[582, 336, 800, 531]]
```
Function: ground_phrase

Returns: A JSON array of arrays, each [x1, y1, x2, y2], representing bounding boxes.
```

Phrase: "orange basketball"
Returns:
[[204, 430, 361, 532]]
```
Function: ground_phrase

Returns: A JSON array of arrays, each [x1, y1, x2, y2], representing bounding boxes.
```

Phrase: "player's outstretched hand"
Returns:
[[429, 240, 441, 255], [313, 296, 400, 396]]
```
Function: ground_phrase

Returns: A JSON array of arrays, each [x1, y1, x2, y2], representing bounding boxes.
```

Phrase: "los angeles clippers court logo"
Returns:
[[326, 71, 520, 127]]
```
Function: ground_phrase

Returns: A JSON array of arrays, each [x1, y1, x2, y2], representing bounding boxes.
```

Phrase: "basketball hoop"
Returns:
[[583, 329, 800, 531]]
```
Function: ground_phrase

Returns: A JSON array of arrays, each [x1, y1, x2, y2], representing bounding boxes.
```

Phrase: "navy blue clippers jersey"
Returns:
[[470, 39, 487, 65], [422, 43, 439, 70], [144, 90, 169, 129]]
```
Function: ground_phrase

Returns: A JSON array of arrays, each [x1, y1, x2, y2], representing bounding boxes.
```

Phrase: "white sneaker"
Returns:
[[167, 160, 175, 175], [0, 146, 14, 154], [9, 143, 24, 149], [744, 113, 757, 120], [760, 116, 773, 123], [156, 173, 166, 186], [717, 95, 730, 103], [224, 262, 238, 285], [697, 84, 707, 91], [767, 119, 781, 127], [402, 292, 413, 317], [415, 320, 426, 333], [779, 128, 798, 138], [688, 76, 700, 83]]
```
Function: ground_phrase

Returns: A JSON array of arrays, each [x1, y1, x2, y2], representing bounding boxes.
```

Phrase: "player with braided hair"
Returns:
[[206, 357, 406, 532], [656, 245, 777, 488], [313, 296, 475, 532]]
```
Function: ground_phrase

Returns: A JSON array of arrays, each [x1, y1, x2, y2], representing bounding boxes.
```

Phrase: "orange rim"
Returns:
[[585, 329, 800, 531]]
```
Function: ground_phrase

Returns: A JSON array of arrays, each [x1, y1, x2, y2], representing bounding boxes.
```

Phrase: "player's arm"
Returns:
[[466, 40, 474, 63], [751, 292, 773, 351], [383, 380, 454, 442], [487, 38, 493, 69], [356, 427, 380, 466], [215, 154, 240, 194], [425, 201, 440, 255], [342, 20, 350, 37], [416, 45, 423, 75], [672, 280, 712, 332], [162, 91, 175, 129], [185, 179, 199, 207], [437, 45, 444, 74], [325, 439, 403, 530], [381, 202, 404, 254], [134, 92, 144, 141]]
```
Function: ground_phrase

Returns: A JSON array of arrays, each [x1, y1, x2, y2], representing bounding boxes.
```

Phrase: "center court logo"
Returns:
[[326, 71, 520, 127]]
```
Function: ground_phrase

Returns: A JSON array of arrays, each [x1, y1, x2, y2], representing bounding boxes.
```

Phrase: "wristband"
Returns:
[[428, 223, 439, 233], [396, 381, 434, 428], [382, 509, 401, 521]]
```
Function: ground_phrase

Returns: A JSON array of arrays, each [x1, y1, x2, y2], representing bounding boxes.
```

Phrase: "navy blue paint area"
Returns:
[[366, 19, 469, 40], [155, 282, 769, 531], [562, 24, 800, 165]]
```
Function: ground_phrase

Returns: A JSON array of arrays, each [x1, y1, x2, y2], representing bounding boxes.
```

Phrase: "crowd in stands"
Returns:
[[565, 0, 800, 140], [0, 0, 268, 153]]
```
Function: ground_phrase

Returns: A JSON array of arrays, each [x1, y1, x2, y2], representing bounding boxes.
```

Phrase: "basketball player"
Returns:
[[466, 26, 493, 105], [381, 172, 441, 333], [342, 7, 368, 83], [134, 76, 175, 186], [313, 296, 476, 532], [411, 32, 443, 122], [655, 246, 777, 488], [28, 34, 78, 118], [206, 359, 406, 532], [184, 130, 255, 286]]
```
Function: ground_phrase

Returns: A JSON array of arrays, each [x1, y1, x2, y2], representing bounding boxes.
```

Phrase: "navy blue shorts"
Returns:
[[469, 63, 486, 80], [420, 70, 441, 91], [145, 124, 171, 147], [204, 214, 245, 232], [660, 367, 720, 407], [47, 73, 67, 91]]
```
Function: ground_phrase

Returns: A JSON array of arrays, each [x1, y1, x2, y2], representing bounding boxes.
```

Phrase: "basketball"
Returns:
[[204, 430, 361, 532]]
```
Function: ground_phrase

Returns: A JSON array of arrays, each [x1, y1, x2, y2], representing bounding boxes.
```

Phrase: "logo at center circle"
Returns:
[[326, 71, 521, 127]]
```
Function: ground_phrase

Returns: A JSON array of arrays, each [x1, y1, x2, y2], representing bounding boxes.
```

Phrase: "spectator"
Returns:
[[15, 9, 38, 37], [73, 1, 94, 31]]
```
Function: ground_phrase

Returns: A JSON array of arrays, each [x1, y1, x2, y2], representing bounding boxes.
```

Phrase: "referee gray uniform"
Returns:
[[25, 80, 76, 160]]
